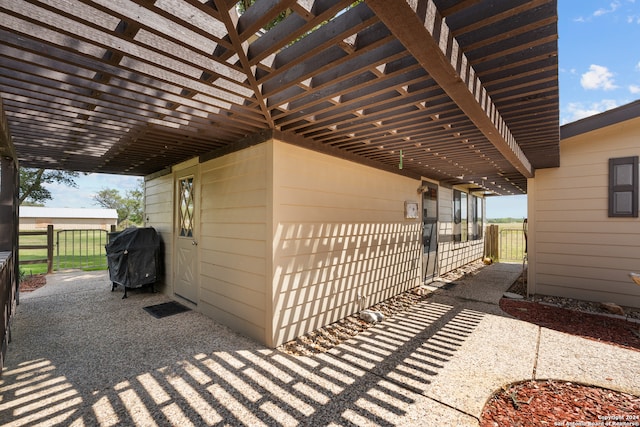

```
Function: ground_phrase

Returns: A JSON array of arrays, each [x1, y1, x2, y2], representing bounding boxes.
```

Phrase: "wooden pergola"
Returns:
[[0, 0, 560, 373], [0, 0, 559, 195]]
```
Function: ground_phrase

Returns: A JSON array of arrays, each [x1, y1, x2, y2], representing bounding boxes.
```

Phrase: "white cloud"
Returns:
[[560, 67, 578, 75], [45, 173, 143, 208], [580, 65, 618, 90], [630, 84, 640, 94], [563, 100, 619, 124], [594, 1, 621, 16]]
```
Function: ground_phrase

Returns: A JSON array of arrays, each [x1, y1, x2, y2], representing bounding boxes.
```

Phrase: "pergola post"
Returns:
[[0, 156, 18, 254], [0, 96, 19, 373]]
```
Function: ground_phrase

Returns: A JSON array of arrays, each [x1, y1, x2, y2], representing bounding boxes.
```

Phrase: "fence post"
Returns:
[[47, 225, 54, 274], [484, 224, 499, 261]]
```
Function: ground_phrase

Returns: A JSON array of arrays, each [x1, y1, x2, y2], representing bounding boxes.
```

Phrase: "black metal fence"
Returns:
[[56, 229, 109, 271], [19, 227, 111, 272]]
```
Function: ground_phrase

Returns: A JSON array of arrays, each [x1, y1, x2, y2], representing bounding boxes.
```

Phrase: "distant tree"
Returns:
[[488, 217, 526, 224], [123, 185, 143, 225], [93, 182, 143, 228], [93, 188, 121, 211], [236, 0, 292, 30], [19, 168, 80, 205]]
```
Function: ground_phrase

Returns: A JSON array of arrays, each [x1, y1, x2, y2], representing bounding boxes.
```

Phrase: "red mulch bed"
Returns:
[[500, 298, 640, 352], [480, 380, 640, 427], [19, 274, 47, 292], [479, 299, 640, 427]]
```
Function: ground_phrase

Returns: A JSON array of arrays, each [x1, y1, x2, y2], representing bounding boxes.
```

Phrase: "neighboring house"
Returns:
[[19, 207, 118, 231], [528, 100, 640, 309], [145, 137, 486, 347]]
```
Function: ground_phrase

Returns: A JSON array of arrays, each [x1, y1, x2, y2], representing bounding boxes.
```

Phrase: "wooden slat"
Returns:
[[213, 0, 272, 128], [367, 0, 533, 178], [0, 0, 559, 191]]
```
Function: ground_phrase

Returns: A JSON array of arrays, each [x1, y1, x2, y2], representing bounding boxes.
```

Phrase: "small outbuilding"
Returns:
[[19, 207, 118, 231], [145, 138, 487, 347]]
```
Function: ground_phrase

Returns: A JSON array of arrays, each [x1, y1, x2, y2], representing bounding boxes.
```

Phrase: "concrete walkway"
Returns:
[[1, 264, 638, 426]]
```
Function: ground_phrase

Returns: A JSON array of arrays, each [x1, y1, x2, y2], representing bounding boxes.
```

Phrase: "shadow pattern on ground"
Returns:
[[1, 288, 484, 426]]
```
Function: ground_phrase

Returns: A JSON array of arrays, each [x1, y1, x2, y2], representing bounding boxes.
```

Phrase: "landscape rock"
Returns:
[[503, 292, 524, 299], [359, 309, 385, 323], [600, 302, 625, 316]]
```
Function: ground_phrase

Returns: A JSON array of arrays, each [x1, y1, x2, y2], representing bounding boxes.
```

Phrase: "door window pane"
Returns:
[[179, 177, 194, 237], [422, 184, 438, 253]]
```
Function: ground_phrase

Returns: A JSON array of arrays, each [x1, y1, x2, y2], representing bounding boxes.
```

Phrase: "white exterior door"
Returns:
[[174, 166, 199, 304]]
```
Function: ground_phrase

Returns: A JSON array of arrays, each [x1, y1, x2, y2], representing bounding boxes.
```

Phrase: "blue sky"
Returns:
[[485, 0, 640, 218], [45, 1, 640, 218]]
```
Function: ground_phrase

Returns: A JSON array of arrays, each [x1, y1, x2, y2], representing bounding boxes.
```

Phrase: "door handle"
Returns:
[[192, 240, 198, 246]]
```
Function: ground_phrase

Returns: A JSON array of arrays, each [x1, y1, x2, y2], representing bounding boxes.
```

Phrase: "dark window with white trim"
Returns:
[[454, 191, 485, 241], [453, 190, 467, 242], [471, 196, 484, 240], [609, 156, 638, 218]]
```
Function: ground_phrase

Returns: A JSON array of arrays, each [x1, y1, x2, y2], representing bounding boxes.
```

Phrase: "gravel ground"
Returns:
[[507, 269, 640, 321], [279, 261, 640, 356], [277, 260, 490, 356]]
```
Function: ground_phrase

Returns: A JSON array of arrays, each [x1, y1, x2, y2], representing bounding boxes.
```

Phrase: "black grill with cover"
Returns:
[[105, 227, 160, 298]]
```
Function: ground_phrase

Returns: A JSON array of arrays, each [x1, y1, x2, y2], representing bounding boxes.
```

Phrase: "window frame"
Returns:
[[608, 156, 639, 218], [453, 190, 468, 242], [471, 195, 483, 240]]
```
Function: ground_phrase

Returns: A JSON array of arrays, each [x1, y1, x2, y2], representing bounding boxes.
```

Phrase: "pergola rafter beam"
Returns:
[[214, 0, 274, 128], [366, 0, 533, 178]]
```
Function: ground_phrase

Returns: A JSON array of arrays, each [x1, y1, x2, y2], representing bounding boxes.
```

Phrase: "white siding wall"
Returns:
[[144, 173, 173, 290], [198, 144, 269, 343], [529, 118, 640, 308], [271, 141, 421, 347]]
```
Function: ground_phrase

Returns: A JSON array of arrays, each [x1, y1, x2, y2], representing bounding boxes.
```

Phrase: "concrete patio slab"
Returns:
[[443, 262, 524, 305], [535, 327, 640, 395]]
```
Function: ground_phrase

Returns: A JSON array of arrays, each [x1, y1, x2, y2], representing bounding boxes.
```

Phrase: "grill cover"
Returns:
[[105, 227, 160, 288]]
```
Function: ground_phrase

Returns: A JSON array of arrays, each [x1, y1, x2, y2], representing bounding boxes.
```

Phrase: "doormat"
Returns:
[[143, 301, 191, 319]]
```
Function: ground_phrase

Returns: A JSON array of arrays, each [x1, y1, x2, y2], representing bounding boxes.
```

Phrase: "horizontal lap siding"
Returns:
[[144, 174, 173, 291], [438, 241, 485, 272], [530, 119, 640, 307], [199, 145, 268, 343], [271, 141, 421, 347]]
